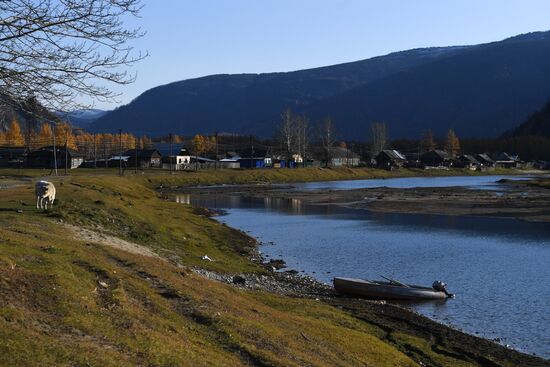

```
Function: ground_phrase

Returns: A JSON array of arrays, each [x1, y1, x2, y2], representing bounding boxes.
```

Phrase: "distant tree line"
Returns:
[[2, 106, 550, 163]]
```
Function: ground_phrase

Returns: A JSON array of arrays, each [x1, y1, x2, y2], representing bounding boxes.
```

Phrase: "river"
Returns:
[[177, 175, 550, 358]]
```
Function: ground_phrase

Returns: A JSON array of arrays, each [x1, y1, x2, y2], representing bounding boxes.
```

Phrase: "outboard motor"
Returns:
[[432, 281, 454, 298]]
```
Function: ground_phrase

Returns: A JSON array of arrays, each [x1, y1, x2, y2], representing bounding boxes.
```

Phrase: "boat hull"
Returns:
[[333, 277, 447, 300]]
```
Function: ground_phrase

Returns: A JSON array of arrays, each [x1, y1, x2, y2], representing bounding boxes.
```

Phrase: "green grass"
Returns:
[[0, 170, 537, 366]]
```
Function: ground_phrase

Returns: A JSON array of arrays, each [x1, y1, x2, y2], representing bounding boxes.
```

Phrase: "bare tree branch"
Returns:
[[318, 117, 336, 167], [369, 122, 387, 158], [0, 0, 146, 113]]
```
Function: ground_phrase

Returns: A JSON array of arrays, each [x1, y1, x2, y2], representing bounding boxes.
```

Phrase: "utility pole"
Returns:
[[250, 135, 254, 169], [169, 133, 173, 172], [104, 139, 108, 168], [93, 134, 97, 168], [52, 123, 58, 176], [64, 137, 68, 175], [118, 129, 122, 176], [134, 137, 138, 174], [215, 132, 219, 170]]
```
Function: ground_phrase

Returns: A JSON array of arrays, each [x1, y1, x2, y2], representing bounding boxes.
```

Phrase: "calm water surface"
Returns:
[[177, 175, 550, 358], [291, 174, 531, 190]]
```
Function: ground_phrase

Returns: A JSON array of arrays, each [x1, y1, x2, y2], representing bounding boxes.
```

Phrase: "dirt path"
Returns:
[[62, 223, 162, 260]]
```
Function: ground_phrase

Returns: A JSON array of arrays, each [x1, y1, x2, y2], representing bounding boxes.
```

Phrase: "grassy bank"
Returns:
[[0, 165, 525, 188], [0, 172, 545, 366]]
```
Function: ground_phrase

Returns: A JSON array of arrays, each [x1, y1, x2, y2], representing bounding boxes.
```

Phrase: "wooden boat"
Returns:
[[333, 277, 449, 300]]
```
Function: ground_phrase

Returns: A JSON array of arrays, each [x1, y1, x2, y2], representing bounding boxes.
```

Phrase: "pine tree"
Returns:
[[5, 119, 25, 146]]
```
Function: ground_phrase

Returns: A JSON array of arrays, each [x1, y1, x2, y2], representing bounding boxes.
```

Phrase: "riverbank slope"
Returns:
[[0, 171, 547, 366]]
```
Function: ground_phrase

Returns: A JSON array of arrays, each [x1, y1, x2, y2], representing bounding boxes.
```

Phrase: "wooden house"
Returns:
[[27, 146, 84, 169], [475, 153, 495, 167], [238, 157, 266, 168], [494, 152, 520, 168], [123, 149, 162, 168], [218, 158, 240, 169], [375, 150, 407, 170], [0, 146, 27, 167], [161, 148, 192, 170], [420, 150, 451, 167], [328, 147, 360, 167], [456, 154, 481, 170]]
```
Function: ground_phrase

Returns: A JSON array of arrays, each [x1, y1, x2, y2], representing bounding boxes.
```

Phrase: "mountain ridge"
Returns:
[[91, 30, 550, 139]]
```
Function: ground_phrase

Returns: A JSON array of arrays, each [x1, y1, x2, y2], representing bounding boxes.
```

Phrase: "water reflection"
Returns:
[[174, 184, 550, 357], [183, 193, 550, 241], [175, 194, 190, 205], [180, 194, 309, 215], [292, 175, 533, 191]]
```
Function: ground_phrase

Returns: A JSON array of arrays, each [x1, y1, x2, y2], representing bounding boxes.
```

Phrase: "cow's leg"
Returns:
[[36, 195, 40, 209]]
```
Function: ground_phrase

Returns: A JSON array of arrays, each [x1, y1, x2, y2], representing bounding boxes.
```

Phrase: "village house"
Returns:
[[123, 149, 162, 168], [238, 157, 266, 168], [272, 158, 287, 168], [374, 149, 407, 170], [232, 147, 273, 168], [493, 152, 520, 168], [456, 154, 481, 170], [218, 158, 240, 169], [154, 143, 192, 170], [534, 160, 550, 170], [475, 153, 495, 167], [328, 147, 360, 167], [0, 146, 27, 168], [161, 147, 192, 170], [27, 146, 84, 169], [420, 149, 451, 168]]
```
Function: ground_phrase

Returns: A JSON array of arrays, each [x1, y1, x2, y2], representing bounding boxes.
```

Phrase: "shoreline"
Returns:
[[165, 175, 550, 364], [192, 255, 549, 365], [170, 176, 550, 223], [2, 170, 549, 365]]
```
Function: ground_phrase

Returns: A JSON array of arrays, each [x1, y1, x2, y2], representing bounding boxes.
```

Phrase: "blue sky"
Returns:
[[92, 0, 550, 109]]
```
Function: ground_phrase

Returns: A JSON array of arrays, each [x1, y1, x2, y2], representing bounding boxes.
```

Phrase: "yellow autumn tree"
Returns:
[[28, 128, 40, 150], [75, 133, 95, 156], [445, 129, 460, 157], [139, 135, 153, 149], [121, 133, 136, 150], [98, 133, 115, 157], [37, 123, 53, 148], [55, 122, 77, 150], [192, 134, 215, 156], [5, 119, 24, 146]]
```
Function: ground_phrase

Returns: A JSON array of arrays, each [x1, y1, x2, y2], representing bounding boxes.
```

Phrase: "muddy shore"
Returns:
[[168, 177, 550, 222], [193, 266, 549, 366], [162, 179, 550, 365]]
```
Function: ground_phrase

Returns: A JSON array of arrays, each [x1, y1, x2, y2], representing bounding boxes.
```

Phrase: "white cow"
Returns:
[[35, 180, 56, 210]]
